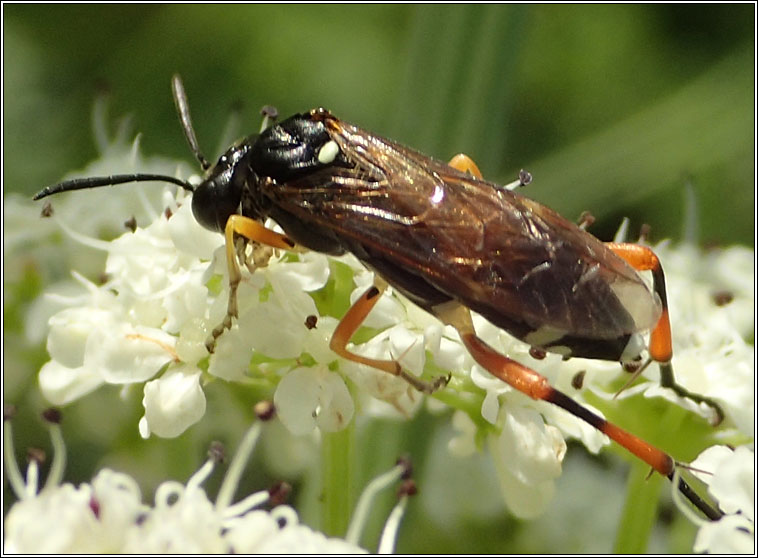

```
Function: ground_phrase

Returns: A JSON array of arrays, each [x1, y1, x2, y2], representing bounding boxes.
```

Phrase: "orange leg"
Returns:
[[330, 285, 450, 393], [448, 153, 483, 178], [448, 154, 531, 191], [435, 302, 675, 474], [206, 215, 296, 352], [606, 242, 724, 424], [432, 301, 722, 519], [462, 330, 676, 475], [605, 243, 672, 362]]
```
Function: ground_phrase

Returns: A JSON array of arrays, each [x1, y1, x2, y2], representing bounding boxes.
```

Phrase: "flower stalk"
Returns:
[[321, 420, 355, 537]]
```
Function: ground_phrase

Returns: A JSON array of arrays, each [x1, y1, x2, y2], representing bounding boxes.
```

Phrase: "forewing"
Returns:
[[266, 115, 660, 341]]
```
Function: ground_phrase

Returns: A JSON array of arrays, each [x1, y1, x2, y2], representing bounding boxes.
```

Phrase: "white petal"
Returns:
[[539, 400, 609, 455], [349, 285, 404, 329], [708, 445, 754, 519], [46, 307, 116, 368], [470, 363, 510, 395], [162, 277, 209, 333], [90, 469, 144, 547], [314, 372, 354, 432], [140, 366, 206, 438], [388, 326, 425, 376], [222, 509, 283, 552], [480, 390, 500, 425], [86, 325, 176, 384], [448, 410, 478, 457], [256, 523, 367, 554], [3, 483, 101, 553], [238, 300, 308, 360], [690, 444, 734, 477], [123, 482, 224, 553], [166, 199, 223, 259], [128, 297, 168, 328], [302, 316, 339, 364], [274, 367, 322, 436], [498, 404, 566, 485], [274, 367, 354, 435], [432, 335, 468, 373], [489, 451, 557, 520], [175, 318, 212, 366], [39, 361, 103, 405], [25, 280, 89, 345], [692, 445, 754, 520], [267, 251, 331, 292], [208, 327, 253, 382], [106, 226, 174, 296], [693, 514, 754, 554], [488, 404, 566, 518]]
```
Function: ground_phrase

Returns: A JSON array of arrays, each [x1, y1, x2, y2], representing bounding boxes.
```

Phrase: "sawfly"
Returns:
[[35, 75, 724, 520]]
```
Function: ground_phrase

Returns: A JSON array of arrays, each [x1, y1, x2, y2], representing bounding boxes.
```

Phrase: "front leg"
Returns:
[[206, 215, 296, 353]]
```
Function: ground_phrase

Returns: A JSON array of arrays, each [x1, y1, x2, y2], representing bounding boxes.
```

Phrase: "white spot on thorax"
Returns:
[[317, 140, 340, 164]]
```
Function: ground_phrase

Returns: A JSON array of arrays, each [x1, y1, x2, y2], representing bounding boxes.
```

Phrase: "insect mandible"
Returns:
[[34, 75, 724, 519]]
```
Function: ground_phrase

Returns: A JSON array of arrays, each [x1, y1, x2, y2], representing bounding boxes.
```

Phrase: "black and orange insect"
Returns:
[[35, 75, 723, 519]]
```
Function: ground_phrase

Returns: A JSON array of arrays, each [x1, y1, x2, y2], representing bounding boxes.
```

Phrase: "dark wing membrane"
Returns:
[[266, 116, 660, 342]]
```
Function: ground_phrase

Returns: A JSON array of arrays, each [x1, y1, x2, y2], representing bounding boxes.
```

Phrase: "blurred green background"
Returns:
[[4, 4, 754, 245], [3, 4, 754, 554]]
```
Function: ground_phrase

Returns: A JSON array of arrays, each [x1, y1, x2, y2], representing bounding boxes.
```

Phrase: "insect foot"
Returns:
[[205, 277, 241, 354], [397, 367, 451, 394], [659, 363, 725, 426]]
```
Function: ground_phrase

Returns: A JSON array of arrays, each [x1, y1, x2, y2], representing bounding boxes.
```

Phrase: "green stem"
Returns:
[[321, 421, 355, 536], [612, 386, 696, 552], [614, 459, 664, 553]]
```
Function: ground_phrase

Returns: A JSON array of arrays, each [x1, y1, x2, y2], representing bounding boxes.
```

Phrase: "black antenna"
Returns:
[[33, 173, 194, 201], [33, 75, 207, 202], [172, 74, 211, 171]]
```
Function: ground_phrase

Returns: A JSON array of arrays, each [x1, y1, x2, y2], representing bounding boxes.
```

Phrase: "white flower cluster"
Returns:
[[3, 415, 377, 554], [26, 179, 580, 520], [19, 132, 754, 534], [644, 241, 754, 434], [690, 445, 754, 554]]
